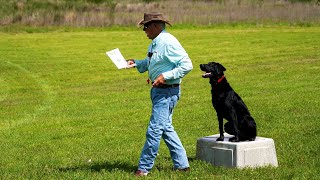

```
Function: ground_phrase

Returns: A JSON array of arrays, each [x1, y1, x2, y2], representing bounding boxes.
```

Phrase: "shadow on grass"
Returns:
[[58, 157, 196, 173], [58, 161, 136, 173], [163, 156, 196, 162]]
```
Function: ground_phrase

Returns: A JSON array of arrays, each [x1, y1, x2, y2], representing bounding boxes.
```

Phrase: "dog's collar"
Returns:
[[217, 75, 225, 83]]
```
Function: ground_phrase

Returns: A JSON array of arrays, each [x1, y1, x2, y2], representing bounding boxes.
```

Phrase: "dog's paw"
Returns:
[[216, 137, 224, 141], [249, 137, 256, 141], [229, 137, 239, 142]]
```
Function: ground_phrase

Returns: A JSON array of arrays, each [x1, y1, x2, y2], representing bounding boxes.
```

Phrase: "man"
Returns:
[[127, 12, 193, 177]]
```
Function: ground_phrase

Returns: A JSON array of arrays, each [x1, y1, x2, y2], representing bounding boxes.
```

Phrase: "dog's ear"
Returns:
[[217, 63, 226, 72]]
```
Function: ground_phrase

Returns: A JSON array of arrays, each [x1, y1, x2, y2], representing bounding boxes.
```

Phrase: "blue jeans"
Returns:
[[137, 87, 189, 173]]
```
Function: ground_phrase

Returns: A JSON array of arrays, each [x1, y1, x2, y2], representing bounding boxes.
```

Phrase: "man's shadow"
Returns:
[[58, 161, 136, 173], [58, 157, 196, 173]]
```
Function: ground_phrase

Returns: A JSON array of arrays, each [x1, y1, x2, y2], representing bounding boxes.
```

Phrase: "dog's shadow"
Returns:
[[58, 160, 136, 173]]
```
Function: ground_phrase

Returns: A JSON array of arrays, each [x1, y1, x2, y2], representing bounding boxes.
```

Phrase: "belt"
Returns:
[[152, 83, 180, 88]]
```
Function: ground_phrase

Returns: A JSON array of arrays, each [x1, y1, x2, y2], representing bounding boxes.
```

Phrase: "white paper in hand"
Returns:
[[106, 48, 128, 69]]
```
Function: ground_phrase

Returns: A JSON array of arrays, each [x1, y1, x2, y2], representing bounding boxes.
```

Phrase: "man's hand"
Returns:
[[152, 74, 165, 87], [126, 59, 136, 68]]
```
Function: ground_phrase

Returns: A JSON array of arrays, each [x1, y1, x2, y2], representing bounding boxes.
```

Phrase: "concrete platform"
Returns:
[[196, 134, 278, 168]]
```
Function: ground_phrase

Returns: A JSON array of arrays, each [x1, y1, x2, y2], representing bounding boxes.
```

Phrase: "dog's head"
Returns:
[[200, 62, 226, 85], [200, 62, 226, 78]]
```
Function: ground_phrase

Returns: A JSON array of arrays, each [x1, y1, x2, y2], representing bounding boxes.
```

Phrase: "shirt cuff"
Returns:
[[162, 71, 172, 80]]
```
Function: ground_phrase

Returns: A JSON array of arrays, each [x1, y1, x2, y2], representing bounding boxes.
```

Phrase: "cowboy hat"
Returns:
[[138, 12, 172, 27]]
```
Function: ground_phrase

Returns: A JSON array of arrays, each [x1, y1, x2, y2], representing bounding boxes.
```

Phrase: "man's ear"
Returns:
[[155, 23, 162, 31]]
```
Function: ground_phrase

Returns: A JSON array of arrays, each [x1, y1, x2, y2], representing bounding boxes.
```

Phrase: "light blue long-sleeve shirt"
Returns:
[[135, 30, 193, 85]]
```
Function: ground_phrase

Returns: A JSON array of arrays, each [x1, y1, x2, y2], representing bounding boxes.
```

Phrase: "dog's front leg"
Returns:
[[216, 115, 224, 141], [229, 111, 240, 142]]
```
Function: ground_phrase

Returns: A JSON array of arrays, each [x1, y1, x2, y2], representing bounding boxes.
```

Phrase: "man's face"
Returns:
[[143, 22, 160, 40]]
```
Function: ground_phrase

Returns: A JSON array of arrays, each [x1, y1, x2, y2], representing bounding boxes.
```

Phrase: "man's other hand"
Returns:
[[152, 74, 165, 87]]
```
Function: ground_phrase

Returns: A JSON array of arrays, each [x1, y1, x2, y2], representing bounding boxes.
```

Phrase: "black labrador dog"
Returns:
[[200, 62, 257, 142]]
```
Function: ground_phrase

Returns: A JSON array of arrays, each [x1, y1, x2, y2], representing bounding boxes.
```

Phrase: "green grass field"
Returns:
[[0, 25, 319, 179]]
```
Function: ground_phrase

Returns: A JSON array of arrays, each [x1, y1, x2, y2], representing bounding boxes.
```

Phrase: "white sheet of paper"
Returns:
[[106, 48, 128, 69]]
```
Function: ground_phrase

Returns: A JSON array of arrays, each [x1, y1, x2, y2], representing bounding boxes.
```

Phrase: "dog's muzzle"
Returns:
[[202, 72, 212, 78]]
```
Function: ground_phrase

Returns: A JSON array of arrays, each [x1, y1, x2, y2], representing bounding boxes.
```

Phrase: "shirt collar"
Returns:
[[152, 29, 167, 46]]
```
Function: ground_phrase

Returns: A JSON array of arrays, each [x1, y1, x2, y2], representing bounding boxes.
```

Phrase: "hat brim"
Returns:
[[138, 19, 172, 27]]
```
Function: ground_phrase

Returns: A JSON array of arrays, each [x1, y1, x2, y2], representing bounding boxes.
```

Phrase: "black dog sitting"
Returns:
[[200, 62, 257, 142]]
